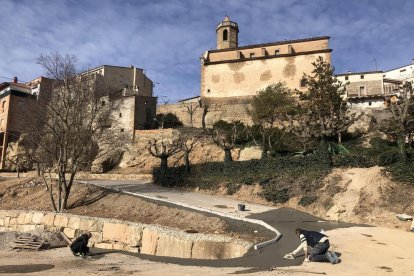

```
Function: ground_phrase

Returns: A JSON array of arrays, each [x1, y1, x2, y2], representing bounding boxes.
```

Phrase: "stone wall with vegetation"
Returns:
[[0, 210, 251, 259]]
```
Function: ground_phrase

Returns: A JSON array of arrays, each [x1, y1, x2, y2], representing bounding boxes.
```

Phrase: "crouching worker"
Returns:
[[70, 232, 92, 257], [285, 228, 339, 264]]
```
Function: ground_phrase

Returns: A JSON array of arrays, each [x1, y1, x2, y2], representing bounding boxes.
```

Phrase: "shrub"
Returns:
[[261, 187, 290, 204], [333, 153, 373, 168], [386, 162, 414, 185], [299, 195, 318, 206], [156, 113, 183, 128], [226, 182, 241, 195], [378, 150, 401, 166]]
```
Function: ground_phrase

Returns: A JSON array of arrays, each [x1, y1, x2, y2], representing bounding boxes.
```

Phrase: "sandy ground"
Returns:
[[1, 226, 413, 275]]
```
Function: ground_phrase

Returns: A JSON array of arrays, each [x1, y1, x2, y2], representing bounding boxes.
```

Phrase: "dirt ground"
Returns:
[[1, 225, 413, 275], [0, 177, 271, 243]]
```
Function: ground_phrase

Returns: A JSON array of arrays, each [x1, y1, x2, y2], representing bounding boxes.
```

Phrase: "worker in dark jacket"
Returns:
[[285, 228, 339, 264], [70, 232, 92, 256]]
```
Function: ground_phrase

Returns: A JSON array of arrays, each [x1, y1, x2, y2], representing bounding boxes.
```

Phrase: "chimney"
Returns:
[[13, 77, 18, 83]]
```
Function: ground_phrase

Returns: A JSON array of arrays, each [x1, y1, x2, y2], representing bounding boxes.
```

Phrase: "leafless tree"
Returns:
[[25, 52, 127, 212], [148, 138, 180, 172], [158, 96, 169, 129], [177, 133, 200, 172], [211, 122, 241, 162], [182, 102, 199, 127]]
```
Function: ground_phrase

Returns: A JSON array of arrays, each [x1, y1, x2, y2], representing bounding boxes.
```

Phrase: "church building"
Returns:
[[200, 16, 332, 103]]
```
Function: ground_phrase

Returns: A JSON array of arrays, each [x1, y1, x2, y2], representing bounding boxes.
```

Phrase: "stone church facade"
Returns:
[[160, 16, 332, 127]]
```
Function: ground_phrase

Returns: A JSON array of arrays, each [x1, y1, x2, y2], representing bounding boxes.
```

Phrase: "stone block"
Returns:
[[63, 228, 77, 239], [79, 218, 90, 230], [32, 213, 44, 224], [0, 218, 4, 226], [19, 224, 36, 232], [42, 213, 55, 226], [112, 243, 126, 251], [17, 213, 26, 224], [156, 234, 192, 258], [140, 228, 159, 255], [35, 225, 45, 232], [102, 223, 128, 243], [9, 218, 17, 226], [88, 220, 103, 232], [68, 216, 81, 229], [94, 242, 113, 250], [90, 231, 102, 244], [125, 225, 143, 247], [191, 241, 231, 259], [3, 217, 10, 227], [0, 227, 6, 232], [54, 215, 69, 227], [124, 246, 140, 253]]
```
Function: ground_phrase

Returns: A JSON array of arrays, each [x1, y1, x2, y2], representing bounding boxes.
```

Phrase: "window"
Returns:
[[1, 101, 5, 111], [223, 29, 228, 41], [369, 102, 372, 106], [274, 49, 280, 55], [144, 101, 147, 105], [345, 76, 349, 81], [300, 78, 307, 87], [400, 69, 406, 72], [120, 128, 124, 132], [207, 89, 211, 94], [119, 113, 122, 118], [250, 53, 255, 58], [101, 101, 106, 106], [360, 75, 364, 79]]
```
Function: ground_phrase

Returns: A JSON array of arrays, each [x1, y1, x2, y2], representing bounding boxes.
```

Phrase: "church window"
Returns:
[[119, 113, 122, 118], [101, 101, 106, 106], [223, 29, 228, 41]]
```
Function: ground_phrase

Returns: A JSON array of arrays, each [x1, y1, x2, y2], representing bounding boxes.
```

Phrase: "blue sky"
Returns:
[[0, 0, 413, 101]]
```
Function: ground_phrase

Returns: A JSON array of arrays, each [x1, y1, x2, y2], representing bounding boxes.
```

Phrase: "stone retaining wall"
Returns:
[[0, 210, 251, 259]]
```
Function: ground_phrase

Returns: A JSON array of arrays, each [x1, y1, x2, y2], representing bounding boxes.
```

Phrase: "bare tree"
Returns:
[[201, 102, 209, 133], [177, 133, 200, 172], [182, 102, 199, 127], [148, 138, 180, 172], [158, 96, 169, 129], [26, 52, 127, 212], [211, 122, 242, 162]]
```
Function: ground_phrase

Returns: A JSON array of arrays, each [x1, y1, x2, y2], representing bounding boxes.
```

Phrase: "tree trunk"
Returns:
[[338, 132, 342, 144], [224, 148, 233, 162], [17, 168, 20, 178], [184, 152, 190, 173], [36, 163, 40, 176], [261, 146, 268, 160], [398, 135, 407, 162], [160, 156, 168, 172]]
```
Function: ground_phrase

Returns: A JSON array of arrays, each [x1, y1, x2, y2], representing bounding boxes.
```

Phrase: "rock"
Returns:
[[238, 147, 262, 161], [141, 228, 159, 255]]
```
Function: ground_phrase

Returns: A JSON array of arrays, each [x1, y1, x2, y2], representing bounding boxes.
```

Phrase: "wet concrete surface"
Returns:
[[125, 208, 368, 271]]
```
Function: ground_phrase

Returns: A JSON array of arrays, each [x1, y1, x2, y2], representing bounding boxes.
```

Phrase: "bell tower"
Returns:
[[216, 16, 239, 50]]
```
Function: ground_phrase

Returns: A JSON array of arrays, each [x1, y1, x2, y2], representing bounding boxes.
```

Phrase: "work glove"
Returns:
[[283, 253, 295, 260]]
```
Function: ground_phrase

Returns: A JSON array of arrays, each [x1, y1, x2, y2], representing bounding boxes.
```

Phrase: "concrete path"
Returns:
[[80, 179, 363, 271], [80, 179, 275, 217]]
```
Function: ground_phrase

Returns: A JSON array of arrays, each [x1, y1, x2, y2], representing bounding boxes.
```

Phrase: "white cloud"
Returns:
[[0, 0, 413, 99]]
